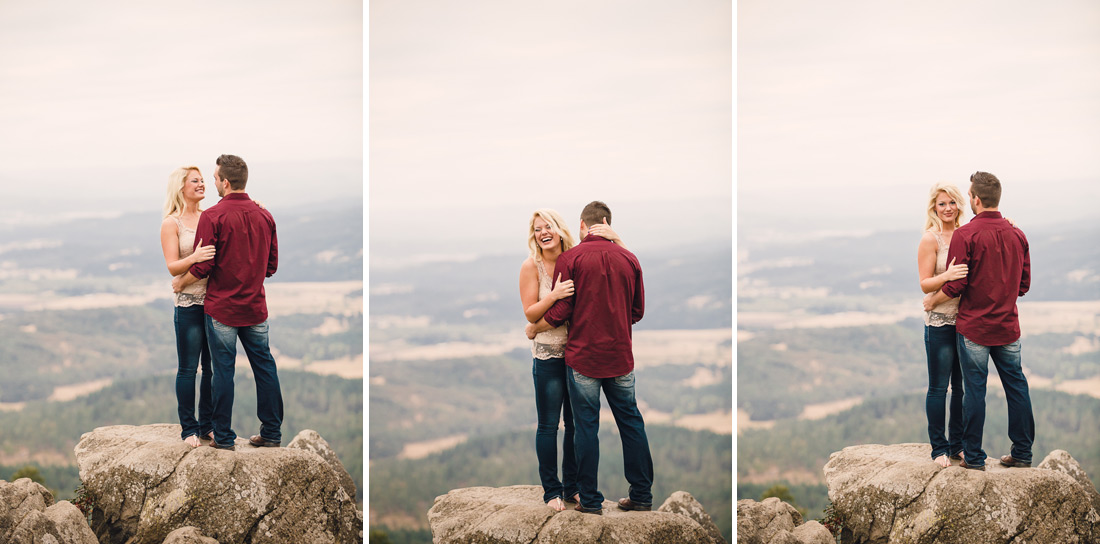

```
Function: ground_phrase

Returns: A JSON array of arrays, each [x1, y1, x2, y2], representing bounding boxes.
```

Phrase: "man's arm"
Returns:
[[172, 272, 200, 293], [266, 213, 278, 278], [1019, 235, 1030, 297], [923, 290, 951, 311], [543, 258, 575, 328], [525, 318, 554, 339], [189, 213, 217, 280], [940, 232, 970, 299], [631, 261, 644, 324]]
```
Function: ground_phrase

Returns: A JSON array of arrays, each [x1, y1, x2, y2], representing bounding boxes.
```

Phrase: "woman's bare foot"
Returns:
[[547, 497, 566, 511], [184, 435, 201, 448], [934, 454, 950, 468]]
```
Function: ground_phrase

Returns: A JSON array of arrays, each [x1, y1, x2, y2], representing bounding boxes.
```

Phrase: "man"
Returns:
[[525, 201, 652, 514], [924, 171, 1033, 470], [173, 154, 283, 451]]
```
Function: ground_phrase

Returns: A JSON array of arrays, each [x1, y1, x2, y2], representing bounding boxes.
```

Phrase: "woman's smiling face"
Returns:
[[935, 191, 958, 225], [533, 216, 560, 252]]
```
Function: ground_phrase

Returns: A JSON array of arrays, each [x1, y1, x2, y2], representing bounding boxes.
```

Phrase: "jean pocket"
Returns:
[[571, 370, 598, 386], [613, 372, 635, 387], [210, 318, 234, 333]]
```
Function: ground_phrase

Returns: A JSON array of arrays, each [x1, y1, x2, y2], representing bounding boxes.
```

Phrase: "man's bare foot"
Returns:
[[547, 497, 566, 511], [184, 435, 201, 448], [934, 454, 950, 468]]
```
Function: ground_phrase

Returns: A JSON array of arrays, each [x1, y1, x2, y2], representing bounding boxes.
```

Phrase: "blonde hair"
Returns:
[[528, 209, 576, 261], [163, 166, 202, 218], [924, 182, 966, 232]]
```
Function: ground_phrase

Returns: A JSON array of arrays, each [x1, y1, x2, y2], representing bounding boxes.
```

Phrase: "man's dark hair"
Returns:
[[580, 200, 611, 228], [970, 171, 1001, 208], [216, 154, 249, 190]]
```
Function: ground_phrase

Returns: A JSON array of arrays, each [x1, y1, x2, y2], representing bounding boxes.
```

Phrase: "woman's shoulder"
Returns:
[[520, 256, 538, 273], [161, 215, 180, 229]]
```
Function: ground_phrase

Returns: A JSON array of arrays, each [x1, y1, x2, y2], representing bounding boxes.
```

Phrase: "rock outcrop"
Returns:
[[75, 424, 362, 544], [427, 485, 726, 543], [736, 497, 834, 544], [823, 443, 1100, 544], [0, 478, 98, 544]]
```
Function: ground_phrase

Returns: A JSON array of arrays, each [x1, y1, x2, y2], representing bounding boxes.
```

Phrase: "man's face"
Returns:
[[968, 187, 979, 215], [579, 220, 588, 239], [213, 166, 226, 197]]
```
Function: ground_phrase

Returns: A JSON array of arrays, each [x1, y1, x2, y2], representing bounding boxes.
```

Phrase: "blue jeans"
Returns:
[[532, 357, 578, 503], [205, 315, 284, 446], [924, 325, 963, 459], [957, 334, 1034, 466], [174, 305, 213, 440], [566, 367, 653, 510]]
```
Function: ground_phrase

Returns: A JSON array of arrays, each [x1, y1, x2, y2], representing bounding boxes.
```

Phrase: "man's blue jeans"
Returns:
[[957, 333, 1034, 466], [566, 368, 653, 511], [205, 315, 284, 446], [174, 305, 213, 440], [532, 357, 578, 503], [924, 325, 963, 459]]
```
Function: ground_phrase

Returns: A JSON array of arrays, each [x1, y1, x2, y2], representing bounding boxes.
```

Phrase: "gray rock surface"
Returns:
[[736, 497, 831, 544], [823, 442, 1100, 544], [0, 478, 98, 544], [428, 485, 722, 543], [162, 526, 220, 544], [75, 423, 362, 544], [658, 491, 726, 544], [288, 429, 358, 502]]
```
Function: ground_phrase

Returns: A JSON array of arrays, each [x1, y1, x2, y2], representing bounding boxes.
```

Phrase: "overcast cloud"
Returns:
[[0, 0, 362, 219]]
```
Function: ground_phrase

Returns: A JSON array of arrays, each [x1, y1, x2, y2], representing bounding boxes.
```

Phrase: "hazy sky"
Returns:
[[0, 0, 362, 222], [369, 0, 733, 258], [738, 0, 1100, 239]]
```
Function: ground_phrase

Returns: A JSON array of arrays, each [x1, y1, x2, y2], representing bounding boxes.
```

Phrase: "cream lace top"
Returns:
[[925, 229, 959, 327], [173, 216, 208, 308], [532, 258, 568, 359]]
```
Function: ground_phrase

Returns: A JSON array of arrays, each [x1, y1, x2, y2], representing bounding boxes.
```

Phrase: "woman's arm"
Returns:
[[519, 258, 573, 323], [917, 232, 966, 293], [160, 218, 215, 276]]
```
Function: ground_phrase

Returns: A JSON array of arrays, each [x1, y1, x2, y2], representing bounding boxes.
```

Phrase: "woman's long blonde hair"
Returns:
[[528, 209, 576, 261], [163, 166, 202, 218], [924, 182, 966, 232]]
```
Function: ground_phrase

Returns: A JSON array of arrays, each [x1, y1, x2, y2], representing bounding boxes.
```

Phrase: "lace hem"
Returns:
[[533, 341, 566, 360], [925, 310, 957, 327], [175, 292, 206, 307]]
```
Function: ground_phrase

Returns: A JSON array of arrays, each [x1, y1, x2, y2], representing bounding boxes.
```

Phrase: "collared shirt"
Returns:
[[942, 211, 1030, 346], [544, 235, 645, 378], [189, 193, 278, 327]]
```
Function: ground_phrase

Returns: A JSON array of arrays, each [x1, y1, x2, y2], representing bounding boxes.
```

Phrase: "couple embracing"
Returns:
[[159, 154, 283, 452], [519, 201, 653, 515], [918, 171, 1034, 471]]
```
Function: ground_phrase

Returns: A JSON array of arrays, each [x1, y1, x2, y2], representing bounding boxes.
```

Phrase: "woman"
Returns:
[[917, 182, 969, 468], [518, 209, 623, 511], [159, 166, 216, 448]]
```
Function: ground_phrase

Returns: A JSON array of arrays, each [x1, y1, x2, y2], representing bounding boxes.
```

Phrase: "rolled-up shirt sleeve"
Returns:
[[189, 213, 216, 280], [941, 233, 969, 299], [544, 258, 573, 328]]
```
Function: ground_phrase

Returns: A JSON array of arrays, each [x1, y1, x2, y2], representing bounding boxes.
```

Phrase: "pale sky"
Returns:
[[738, 0, 1100, 239], [369, 0, 733, 257], [0, 0, 362, 221]]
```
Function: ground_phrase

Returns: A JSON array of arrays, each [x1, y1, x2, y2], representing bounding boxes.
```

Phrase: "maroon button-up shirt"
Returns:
[[544, 235, 645, 379], [942, 211, 1030, 346], [189, 193, 278, 327]]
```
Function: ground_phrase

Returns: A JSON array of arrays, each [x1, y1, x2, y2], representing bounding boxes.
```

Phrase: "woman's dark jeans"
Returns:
[[174, 305, 213, 440], [924, 324, 964, 459], [532, 357, 578, 503]]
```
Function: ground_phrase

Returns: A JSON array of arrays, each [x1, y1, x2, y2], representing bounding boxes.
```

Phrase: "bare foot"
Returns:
[[934, 454, 950, 468], [184, 435, 201, 448], [547, 497, 566, 511]]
